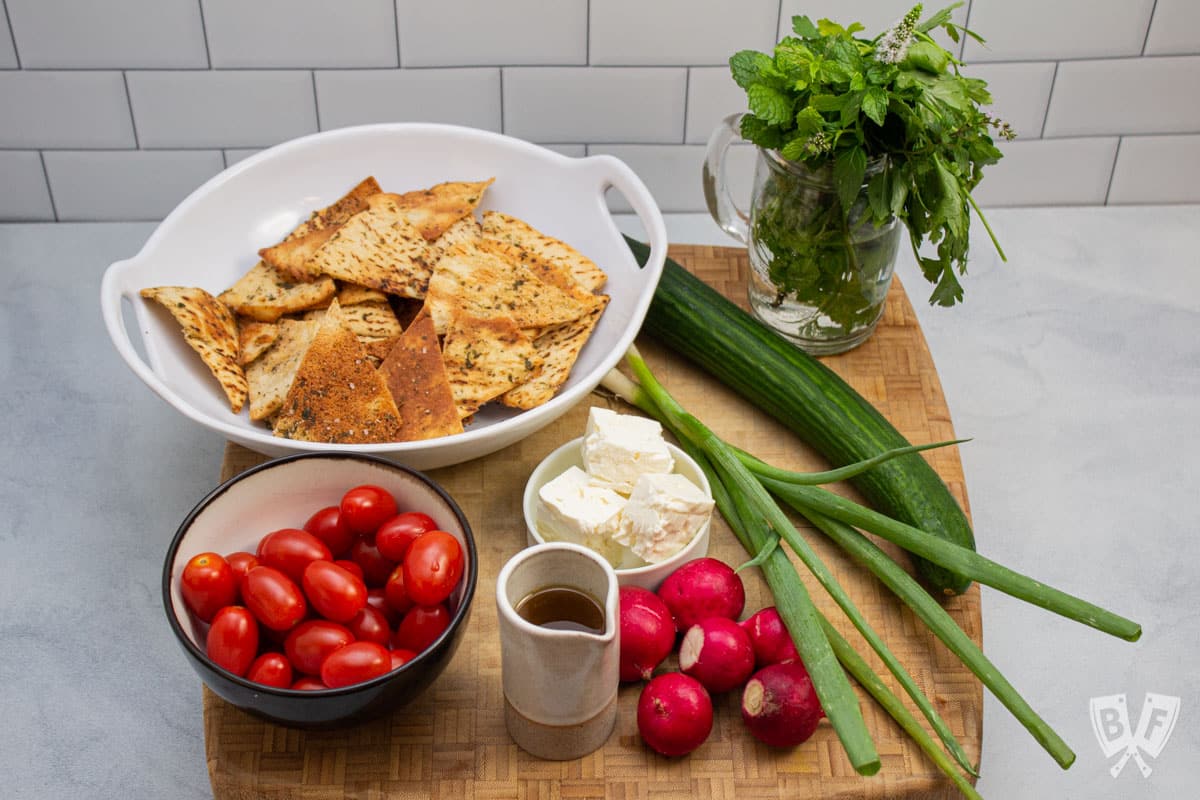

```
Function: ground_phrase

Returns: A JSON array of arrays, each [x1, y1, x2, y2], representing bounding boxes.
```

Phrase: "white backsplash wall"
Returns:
[[0, 0, 1197, 221]]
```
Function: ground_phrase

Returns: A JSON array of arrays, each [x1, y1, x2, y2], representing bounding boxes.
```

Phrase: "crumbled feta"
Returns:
[[536, 466, 627, 566], [581, 407, 674, 494], [613, 473, 714, 563]]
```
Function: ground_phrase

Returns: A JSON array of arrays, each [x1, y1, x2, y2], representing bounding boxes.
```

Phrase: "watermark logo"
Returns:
[[1089, 693, 1180, 778]]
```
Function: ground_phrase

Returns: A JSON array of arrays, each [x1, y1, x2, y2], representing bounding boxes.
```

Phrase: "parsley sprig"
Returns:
[[731, 3, 1011, 307]]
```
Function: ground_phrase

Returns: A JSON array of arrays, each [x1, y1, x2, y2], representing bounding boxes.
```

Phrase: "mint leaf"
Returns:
[[933, 158, 968, 240], [833, 146, 868, 212], [792, 15, 820, 38], [747, 84, 794, 126], [862, 87, 888, 126], [730, 50, 773, 90], [780, 136, 810, 162], [903, 40, 951, 76], [794, 106, 824, 136], [867, 169, 891, 221], [774, 39, 814, 78], [739, 114, 784, 149]]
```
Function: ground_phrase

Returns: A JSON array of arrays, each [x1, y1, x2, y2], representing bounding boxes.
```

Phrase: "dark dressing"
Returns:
[[515, 585, 605, 633]]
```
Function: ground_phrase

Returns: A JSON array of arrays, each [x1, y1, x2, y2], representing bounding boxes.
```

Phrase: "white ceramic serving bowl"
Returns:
[[100, 123, 668, 470], [522, 435, 712, 591]]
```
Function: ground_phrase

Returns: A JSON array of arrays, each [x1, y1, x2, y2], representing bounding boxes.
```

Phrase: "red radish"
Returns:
[[678, 617, 755, 693], [741, 662, 825, 748], [637, 673, 713, 757], [739, 606, 800, 668], [618, 586, 676, 682], [656, 558, 745, 632]]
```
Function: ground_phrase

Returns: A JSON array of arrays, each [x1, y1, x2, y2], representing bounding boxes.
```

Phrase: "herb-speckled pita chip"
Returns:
[[425, 214, 482, 270], [140, 285, 247, 414], [218, 260, 336, 322], [379, 312, 464, 440], [272, 300, 404, 443], [481, 211, 607, 292], [259, 176, 382, 282], [303, 194, 431, 298], [336, 283, 390, 306], [391, 178, 494, 241], [502, 294, 609, 410], [245, 317, 319, 421], [237, 319, 279, 366], [442, 312, 540, 419]]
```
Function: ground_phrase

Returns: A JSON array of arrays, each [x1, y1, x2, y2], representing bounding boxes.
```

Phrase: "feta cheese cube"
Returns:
[[536, 466, 627, 566], [581, 407, 674, 494], [614, 473, 714, 564]]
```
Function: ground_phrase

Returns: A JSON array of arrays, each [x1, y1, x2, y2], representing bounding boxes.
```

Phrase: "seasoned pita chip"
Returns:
[[476, 238, 595, 306], [218, 260, 336, 322], [245, 317, 319, 421], [272, 301, 403, 444], [303, 300, 401, 342], [304, 194, 431, 298], [425, 214, 482, 270], [502, 295, 609, 410], [379, 313, 464, 440], [360, 335, 398, 368], [425, 241, 590, 335], [482, 211, 607, 292], [391, 178, 494, 241], [442, 312, 540, 419], [140, 286, 247, 414], [336, 283, 390, 306], [237, 319, 279, 365], [259, 177, 382, 282]]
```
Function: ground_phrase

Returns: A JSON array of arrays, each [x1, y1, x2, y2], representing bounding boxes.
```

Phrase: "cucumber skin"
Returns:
[[631, 240, 974, 596]]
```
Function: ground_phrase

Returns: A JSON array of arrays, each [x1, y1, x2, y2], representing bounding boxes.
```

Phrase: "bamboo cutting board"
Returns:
[[203, 244, 982, 799]]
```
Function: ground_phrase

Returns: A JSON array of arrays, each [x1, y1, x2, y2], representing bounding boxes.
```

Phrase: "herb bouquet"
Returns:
[[713, 3, 1011, 352]]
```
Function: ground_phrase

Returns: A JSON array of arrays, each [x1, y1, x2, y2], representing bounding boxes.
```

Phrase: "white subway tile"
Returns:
[[127, 71, 318, 149], [971, 138, 1118, 207], [779, 0, 967, 56], [397, 0, 585, 66], [0, 11, 17, 68], [961, 62, 1055, 141], [590, 0, 776, 66], [589, 143, 757, 214], [963, 0, 1154, 62], [0, 152, 54, 221], [0, 72, 135, 148], [223, 149, 262, 167], [202, 0, 397, 68], [540, 144, 587, 158], [685, 67, 748, 145], [1043, 56, 1200, 137], [1144, 0, 1200, 56], [5, 0, 206, 68], [315, 69, 500, 131], [504, 68, 686, 144], [44, 150, 225, 221], [1108, 135, 1200, 204]]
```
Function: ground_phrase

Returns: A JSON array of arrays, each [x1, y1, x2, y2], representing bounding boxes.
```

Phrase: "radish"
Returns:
[[740, 662, 825, 748], [636, 672, 713, 757], [739, 606, 800, 668], [678, 617, 755, 693], [618, 586, 676, 682], [656, 557, 745, 632]]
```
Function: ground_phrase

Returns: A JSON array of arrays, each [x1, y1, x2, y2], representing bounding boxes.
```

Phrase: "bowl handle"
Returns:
[[574, 154, 668, 283], [99, 258, 183, 410]]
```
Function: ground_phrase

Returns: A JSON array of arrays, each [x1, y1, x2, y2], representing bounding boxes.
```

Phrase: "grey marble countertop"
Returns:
[[2, 207, 1197, 799]]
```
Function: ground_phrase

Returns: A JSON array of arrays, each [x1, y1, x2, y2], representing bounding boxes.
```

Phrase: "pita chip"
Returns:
[[237, 319, 279, 365], [272, 300, 404, 443], [245, 317, 319, 421], [502, 294, 609, 410], [259, 176, 382, 282], [481, 211, 607, 292], [441, 312, 540, 419], [140, 286, 247, 414], [379, 312, 464, 440], [218, 260, 336, 322], [336, 283, 390, 306], [391, 178, 494, 241]]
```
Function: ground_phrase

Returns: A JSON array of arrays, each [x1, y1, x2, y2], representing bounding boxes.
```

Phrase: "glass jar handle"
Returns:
[[702, 112, 750, 245]]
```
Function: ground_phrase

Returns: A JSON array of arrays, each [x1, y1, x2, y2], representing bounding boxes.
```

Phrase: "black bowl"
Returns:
[[162, 453, 477, 728]]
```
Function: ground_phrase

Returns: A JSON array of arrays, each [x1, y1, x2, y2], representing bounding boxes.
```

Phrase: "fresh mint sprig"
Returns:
[[730, 3, 1011, 307]]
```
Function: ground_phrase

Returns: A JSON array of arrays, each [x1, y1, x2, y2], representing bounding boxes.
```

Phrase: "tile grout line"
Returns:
[[585, 0, 590, 65], [960, 0, 973, 61], [1141, 0, 1159, 56], [774, 0, 781, 42], [2, 0, 19, 68], [1039, 61, 1059, 139], [1103, 137, 1123, 205], [196, 0, 212, 70], [122, 71, 141, 149], [393, 0, 402, 67], [38, 150, 58, 221], [499, 67, 506, 135], [311, 70, 322, 131], [681, 68, 689, 144]]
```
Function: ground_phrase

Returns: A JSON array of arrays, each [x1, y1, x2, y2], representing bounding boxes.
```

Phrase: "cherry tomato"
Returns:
[[366, 587, 400, 626], [206, 606, 259, 677], [393, 604, 451, 653], [375, 512, 437, 562], [246, 653, 293, 688], [224, 551, 259, 592], [347, 605, 391, 646], [402, 531, 464, 606], [181, 552, 237, 622], [384, 565, 414, 616], [349, 538, 395, 588], [256, 528, 333, 583], [339, 485, 398, 538], [321, 641, 391, 688], [303, 505, 355, 558], [302, 560, 368, 623], [291, 676, 328, 691], [335, 559, 364, 582], [242, 566, 307, 632], [284, 619, 354, 676], [390, 649, 418, 671]]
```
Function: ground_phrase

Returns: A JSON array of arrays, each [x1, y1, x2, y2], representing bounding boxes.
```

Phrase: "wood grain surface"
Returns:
[[203, 244, 982, 799]]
